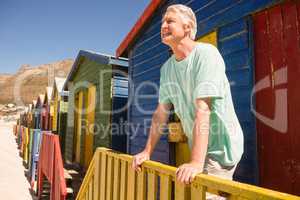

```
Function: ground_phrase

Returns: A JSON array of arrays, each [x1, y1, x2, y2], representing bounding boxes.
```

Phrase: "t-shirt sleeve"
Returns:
[[193, 45, 226, 101], [158, 67, 172, 104]]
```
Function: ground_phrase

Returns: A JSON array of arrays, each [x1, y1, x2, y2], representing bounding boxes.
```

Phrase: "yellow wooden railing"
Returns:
[[76, 148, 300, 200]]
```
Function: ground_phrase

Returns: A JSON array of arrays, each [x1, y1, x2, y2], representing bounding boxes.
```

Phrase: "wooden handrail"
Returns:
[[37, 132, 67, 200], [76, 148, 300, 200]]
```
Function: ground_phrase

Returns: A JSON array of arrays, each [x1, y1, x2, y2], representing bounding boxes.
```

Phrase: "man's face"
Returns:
[[161, 11, 187, 46]]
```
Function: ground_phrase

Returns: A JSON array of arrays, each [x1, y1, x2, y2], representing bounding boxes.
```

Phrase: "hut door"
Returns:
[[84, 85, 96, 168], [170, 31, 217, 167], [75, 91, 84, 163], [253, 1, 300, 195]]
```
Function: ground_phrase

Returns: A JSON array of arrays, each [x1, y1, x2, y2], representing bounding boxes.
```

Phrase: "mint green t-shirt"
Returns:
[[159, 43, 244, 166]]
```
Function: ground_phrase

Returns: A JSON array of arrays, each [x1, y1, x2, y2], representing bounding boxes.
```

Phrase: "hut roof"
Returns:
[[55, 77, 66, 93], [63, 50, 128, 90], [51, 77, 67, 99]]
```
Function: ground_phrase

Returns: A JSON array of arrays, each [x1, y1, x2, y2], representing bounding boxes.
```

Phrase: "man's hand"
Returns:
[[175, 162, 203, 184], [131, 103, 171, 172], [132, 150, 150, 172]]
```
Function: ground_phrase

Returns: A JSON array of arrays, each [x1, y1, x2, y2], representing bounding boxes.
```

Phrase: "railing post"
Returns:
[[136, 168, 146, 200], [94, 150, 100, 200], [106, 156, 113, 200], [175, 181, 191, 200], [113, 157, 120, 200], [191, 182, 206, 200], [120, 160, 128, 199], [88, 181, 93, 200], [127, 160, 136, 200], [99, 151, 107, 200], [160, 174, 172, 200], [147, 169, 157, 200]]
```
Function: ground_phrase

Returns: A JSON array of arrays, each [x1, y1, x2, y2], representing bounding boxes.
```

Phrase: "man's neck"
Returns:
[[171, 38, 197, 61]]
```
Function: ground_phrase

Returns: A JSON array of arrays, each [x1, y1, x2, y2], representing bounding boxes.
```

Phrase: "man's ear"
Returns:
[[183, 24, 191, 37]]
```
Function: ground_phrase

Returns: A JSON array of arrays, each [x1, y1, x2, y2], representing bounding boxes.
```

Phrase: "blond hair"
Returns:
[[165, 4, 197, 40]]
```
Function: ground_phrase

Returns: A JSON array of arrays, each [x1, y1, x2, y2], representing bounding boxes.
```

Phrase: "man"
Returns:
[[132, 4, 244, 185]]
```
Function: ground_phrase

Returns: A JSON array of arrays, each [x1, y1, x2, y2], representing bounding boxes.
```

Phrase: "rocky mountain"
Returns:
[[0, 59, 73, 105], [0, 74, 12, 84]]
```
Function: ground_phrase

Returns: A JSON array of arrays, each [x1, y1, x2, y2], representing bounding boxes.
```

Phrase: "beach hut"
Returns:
[[52, 77, 66, 133], [28, 95, 44, 187], [63, 50, 128, 169], [27, 104, 33, 129], [20, 108, 29, 156], [31, 100, 37, 129], [116, 0, 300, 195], [21, 106, 30, 166], [35, 94, 45, 130], [41, 87, 53, 131], [51, 77, 69, 155]]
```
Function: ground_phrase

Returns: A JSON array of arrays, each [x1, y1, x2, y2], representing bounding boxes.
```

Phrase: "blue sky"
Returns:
[[0, 0, 150, 74]]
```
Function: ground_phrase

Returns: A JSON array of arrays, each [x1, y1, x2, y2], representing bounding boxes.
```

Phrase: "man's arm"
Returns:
[[190, 98, 210, 167], [176, 98, 211, 184], [132, 103, 172, 171]]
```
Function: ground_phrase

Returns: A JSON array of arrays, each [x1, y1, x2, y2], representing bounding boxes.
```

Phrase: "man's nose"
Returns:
[[161, 21, 167, 28]]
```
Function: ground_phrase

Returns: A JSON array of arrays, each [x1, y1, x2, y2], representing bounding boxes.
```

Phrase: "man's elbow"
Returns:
[[194, 98, 211, 119]]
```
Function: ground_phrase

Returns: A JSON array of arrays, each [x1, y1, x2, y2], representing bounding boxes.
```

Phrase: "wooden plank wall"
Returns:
[[218, 17, 257, 184]]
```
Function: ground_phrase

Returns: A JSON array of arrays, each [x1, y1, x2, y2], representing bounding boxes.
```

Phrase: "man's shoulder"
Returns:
[[195, 42, 219, 55], [194, 43, 224, 66]]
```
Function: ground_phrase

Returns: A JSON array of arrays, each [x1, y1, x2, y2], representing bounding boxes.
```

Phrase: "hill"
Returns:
[[0, 59, 73, 105]]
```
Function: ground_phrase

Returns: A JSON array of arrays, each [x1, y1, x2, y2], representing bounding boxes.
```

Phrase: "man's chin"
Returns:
[[162, 39, 171, 46]]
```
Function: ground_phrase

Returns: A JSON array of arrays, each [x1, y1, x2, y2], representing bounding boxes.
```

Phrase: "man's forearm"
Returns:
[[190, 108, 210, 168], [144, 112, 166, 155]]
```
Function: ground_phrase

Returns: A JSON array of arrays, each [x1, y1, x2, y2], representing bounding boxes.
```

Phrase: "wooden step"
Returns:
[[67, 169, 79, 176], [66, 187, 74, 199], [67, 187, 73, 194], [64, 169, 72, 180], [64, 169, 73, 186]]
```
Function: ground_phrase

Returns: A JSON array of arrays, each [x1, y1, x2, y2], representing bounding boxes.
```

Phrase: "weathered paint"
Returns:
[[253, 1, 300, 195]]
